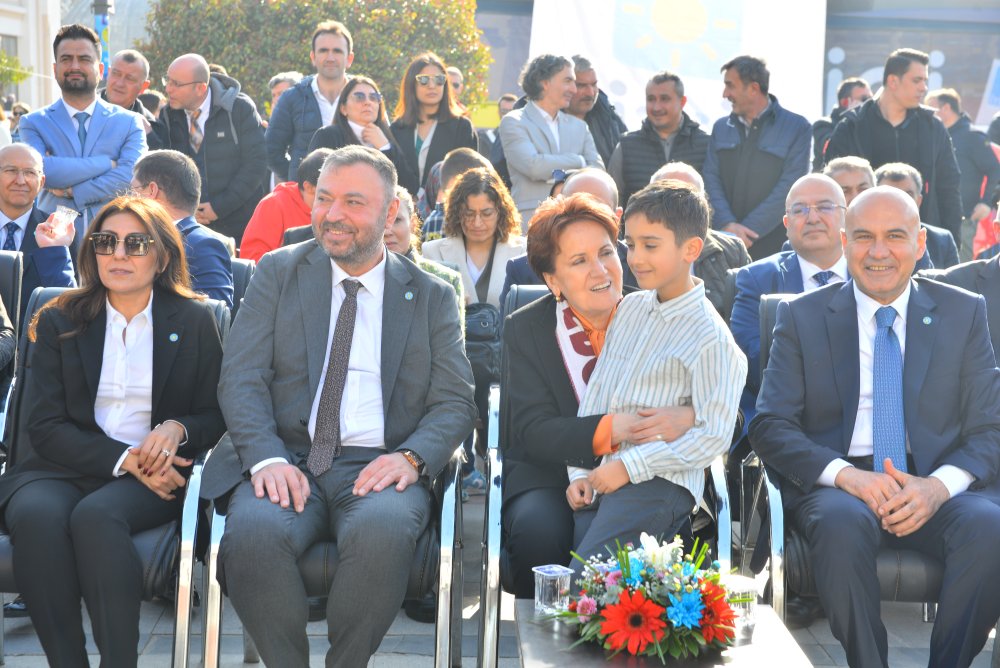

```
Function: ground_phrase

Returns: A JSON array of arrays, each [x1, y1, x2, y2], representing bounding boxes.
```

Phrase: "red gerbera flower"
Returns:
[[699, 581, 736, 644], [600, 589, 667, 654]]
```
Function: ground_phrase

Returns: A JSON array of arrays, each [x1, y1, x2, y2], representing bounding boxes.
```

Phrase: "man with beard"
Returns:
[[18, 24, 146, 227], [201, 145, 476, 667]]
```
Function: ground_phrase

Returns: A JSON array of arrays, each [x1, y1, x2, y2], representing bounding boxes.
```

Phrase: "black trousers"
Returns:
[[501, 487, 575, 598], [791, 486, 1000, 668], [4, 475, 179, 668]]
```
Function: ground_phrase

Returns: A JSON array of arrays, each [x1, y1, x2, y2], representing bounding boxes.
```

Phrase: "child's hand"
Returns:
[[587, 461, 630, 495], [566, 479, 595, 510]]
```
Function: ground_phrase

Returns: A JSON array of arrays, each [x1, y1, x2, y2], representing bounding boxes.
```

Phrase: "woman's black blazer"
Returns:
[[0, 289, 226, 509], [307, 124, 418, 194], [389, 115, 478, 196]]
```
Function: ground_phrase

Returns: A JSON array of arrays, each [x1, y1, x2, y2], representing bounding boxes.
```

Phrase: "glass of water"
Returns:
[[532, 564, 574, 615], [723, 574, 758, 642]]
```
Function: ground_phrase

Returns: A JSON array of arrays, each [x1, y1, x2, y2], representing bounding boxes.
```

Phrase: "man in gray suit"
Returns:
[[200, 145, 477, 667], [499, 54, 603, 225]]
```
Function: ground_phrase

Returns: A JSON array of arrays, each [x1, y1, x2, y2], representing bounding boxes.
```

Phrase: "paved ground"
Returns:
[[0, 494, 994, 666]]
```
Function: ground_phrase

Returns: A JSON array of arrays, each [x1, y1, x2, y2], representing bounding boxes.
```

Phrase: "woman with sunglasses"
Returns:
[[0, 195, 226, 667], [308, 76, 417, 194], [391, 52, 478, 198], [9, 102, 30, 144]]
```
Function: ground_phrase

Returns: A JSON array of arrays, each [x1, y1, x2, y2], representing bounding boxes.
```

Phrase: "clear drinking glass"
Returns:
[[532, 564, 574, 614], [723, 574, 758, 642], [52, 205, 80, 237]]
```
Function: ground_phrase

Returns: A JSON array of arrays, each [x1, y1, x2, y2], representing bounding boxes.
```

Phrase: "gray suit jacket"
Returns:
[[498, 103, 603, 214], [921, 256, 1000, 365], [200, 241, 477, 500]]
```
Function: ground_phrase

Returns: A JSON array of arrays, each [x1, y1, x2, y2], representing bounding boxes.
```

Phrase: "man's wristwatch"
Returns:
[[398, 449, 426, 476]]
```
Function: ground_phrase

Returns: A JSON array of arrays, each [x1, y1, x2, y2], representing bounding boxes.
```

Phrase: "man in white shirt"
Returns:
[[201, 145, 476, 668], [266, 20, 355, 183], [751, 187, 1000, 668]]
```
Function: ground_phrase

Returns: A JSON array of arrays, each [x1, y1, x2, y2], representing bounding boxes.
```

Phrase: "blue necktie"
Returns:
[[2, 222, 17, 251], [74, 112, 90, 154], [873, 306, 907, 473], [814, 270, 835, 286]]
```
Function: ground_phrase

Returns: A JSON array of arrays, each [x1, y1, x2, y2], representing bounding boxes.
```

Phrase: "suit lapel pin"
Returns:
[[169, 333, 179, 342], [922, 316, 932, 325], [404, 291, 414, 301]]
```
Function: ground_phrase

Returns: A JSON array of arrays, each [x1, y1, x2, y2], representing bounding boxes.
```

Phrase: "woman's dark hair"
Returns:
[[527, 193, 620, 278], [30, 195, 199, 341], [334, 76, 398, 147], [443, 167, 521, 243], [519, 54, 572, 101], [393, 52, 463, 127]]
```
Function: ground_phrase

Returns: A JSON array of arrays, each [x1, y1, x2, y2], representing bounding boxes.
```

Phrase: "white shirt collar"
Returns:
[[347, 119, 367, 144], [529, 100, 559, 123], [330, 248, 387, 302], [61, 97, 98, 121], [853, 280, 911, 327], [105, 291, 154, 327], [798, 254, 849, 287], [187, 89, 212, 121], [1, 209, 31, 231]]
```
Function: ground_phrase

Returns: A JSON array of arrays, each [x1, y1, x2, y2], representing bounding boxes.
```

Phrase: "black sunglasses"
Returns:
[[91, 232, 156, 257], [350, 91, 382, 103], [415, 74, 446, 87]]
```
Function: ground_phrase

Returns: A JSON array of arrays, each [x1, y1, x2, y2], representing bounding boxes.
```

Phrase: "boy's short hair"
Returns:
[[440, 148, 492, 191], [624, 180, 709, 245]]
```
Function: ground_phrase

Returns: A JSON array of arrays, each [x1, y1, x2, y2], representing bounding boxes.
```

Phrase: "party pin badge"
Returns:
[[922, 317, 932, 325], [169, 333, 179, 342], [404, 291, 414, 301]]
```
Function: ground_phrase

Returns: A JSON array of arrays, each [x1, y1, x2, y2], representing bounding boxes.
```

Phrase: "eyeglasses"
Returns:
[[415, 74, 447, 87], [462, 208, 498, 223], [350, 91, 382, 103], [91, 232, 156, 256], [786, 203, 846, 218], [0, 166, 41, 180], [161, 77, 204, 89]]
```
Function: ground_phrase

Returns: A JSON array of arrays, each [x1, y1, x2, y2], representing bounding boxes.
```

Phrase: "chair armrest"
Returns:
[[173, 449, 208, 667], [708, 456, 732, 572], [761, 467, 786, 621], [434, 445, 463, 667], [479, 383, 503, 668]]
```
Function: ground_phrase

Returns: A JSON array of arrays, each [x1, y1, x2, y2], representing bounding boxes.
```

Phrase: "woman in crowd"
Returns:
[[391, 52, 478, 197], [383, 185, 464, 314], [308, 76, 416, 194], [423, 166, 524, 494], [9, 102, 30, 143], [498, 54, 603, 224], [500, 193, 695, 597], [0, 195, 226, 666]]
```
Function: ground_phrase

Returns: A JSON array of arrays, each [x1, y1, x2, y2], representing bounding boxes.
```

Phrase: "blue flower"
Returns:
[[682, 562, 696, 578], [667, 590, 705, 629], [625, 555, 645, 587]]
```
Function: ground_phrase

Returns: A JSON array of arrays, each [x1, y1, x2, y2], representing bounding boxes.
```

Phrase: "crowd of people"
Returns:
[[1, 16, 1000, 668]]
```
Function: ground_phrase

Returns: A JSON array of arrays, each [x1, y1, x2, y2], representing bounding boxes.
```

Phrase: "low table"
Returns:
[[515, 599, 813, 667]]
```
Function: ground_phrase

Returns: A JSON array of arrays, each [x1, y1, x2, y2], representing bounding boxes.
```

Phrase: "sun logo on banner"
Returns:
[[614, 0, 742, 76]]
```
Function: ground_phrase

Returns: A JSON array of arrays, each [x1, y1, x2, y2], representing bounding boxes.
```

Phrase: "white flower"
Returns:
[[639, 532, 677, 569]]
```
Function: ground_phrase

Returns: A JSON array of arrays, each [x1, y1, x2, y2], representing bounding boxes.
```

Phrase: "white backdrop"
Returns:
[[528, 0, 828, 128]]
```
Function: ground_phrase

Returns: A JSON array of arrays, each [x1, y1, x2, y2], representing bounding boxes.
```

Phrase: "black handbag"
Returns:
[[465, 239, 501, 385]]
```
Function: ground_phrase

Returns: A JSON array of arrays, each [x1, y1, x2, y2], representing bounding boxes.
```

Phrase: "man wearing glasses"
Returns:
[[160, 53, 266, 245], [17, 24, 146, 229], [266, 20, 355, 184]]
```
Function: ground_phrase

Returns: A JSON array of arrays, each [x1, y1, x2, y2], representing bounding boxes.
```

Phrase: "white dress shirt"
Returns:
[[251, 252, 388, 474], [0, 209, 31, 251], [95, 296, 155, 475], [311, 76, 340, 128], [347, 119, 391, 151], [797, 255, 849, 291], [817, 283, 973, 497], [61, 98, 97, 133], [529, 101, 561, 152]]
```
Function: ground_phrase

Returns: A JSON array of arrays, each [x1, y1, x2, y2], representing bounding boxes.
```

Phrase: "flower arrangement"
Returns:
[[559, 533, 737, 662]]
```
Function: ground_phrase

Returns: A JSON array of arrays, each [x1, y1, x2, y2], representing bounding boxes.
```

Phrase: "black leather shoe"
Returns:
[[308, 596, 327, 622], [784, 593, 825, 629], [403, 593, 436, 624], [4, 595, 28, 618]]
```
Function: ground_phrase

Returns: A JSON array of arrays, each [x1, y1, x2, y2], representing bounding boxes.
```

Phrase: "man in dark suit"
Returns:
[[131, 150, 233, 307], [751, 187, 1000, 668], [200, 146, 477, 667], [0, 144, 78, 318]]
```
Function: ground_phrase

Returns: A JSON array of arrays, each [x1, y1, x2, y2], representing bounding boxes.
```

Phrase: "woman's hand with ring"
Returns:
[[130, 422, 190, 476]]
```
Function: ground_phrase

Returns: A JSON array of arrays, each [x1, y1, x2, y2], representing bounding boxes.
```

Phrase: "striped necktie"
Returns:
[[189, 109, 203, 153]]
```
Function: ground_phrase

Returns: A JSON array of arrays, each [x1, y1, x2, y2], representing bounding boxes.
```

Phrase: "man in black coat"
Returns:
[[824, 48, 963, 246], [608, 71, 710, 207], [811, 77, 871, 171], [160, 54, 266, 244], [566, 56, 627, 166]]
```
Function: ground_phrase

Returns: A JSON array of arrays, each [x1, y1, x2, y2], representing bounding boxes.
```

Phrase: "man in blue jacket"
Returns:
[[703, 55, 811, 260], [131, 151, 234, 308], [266, 20, 354, 183]]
